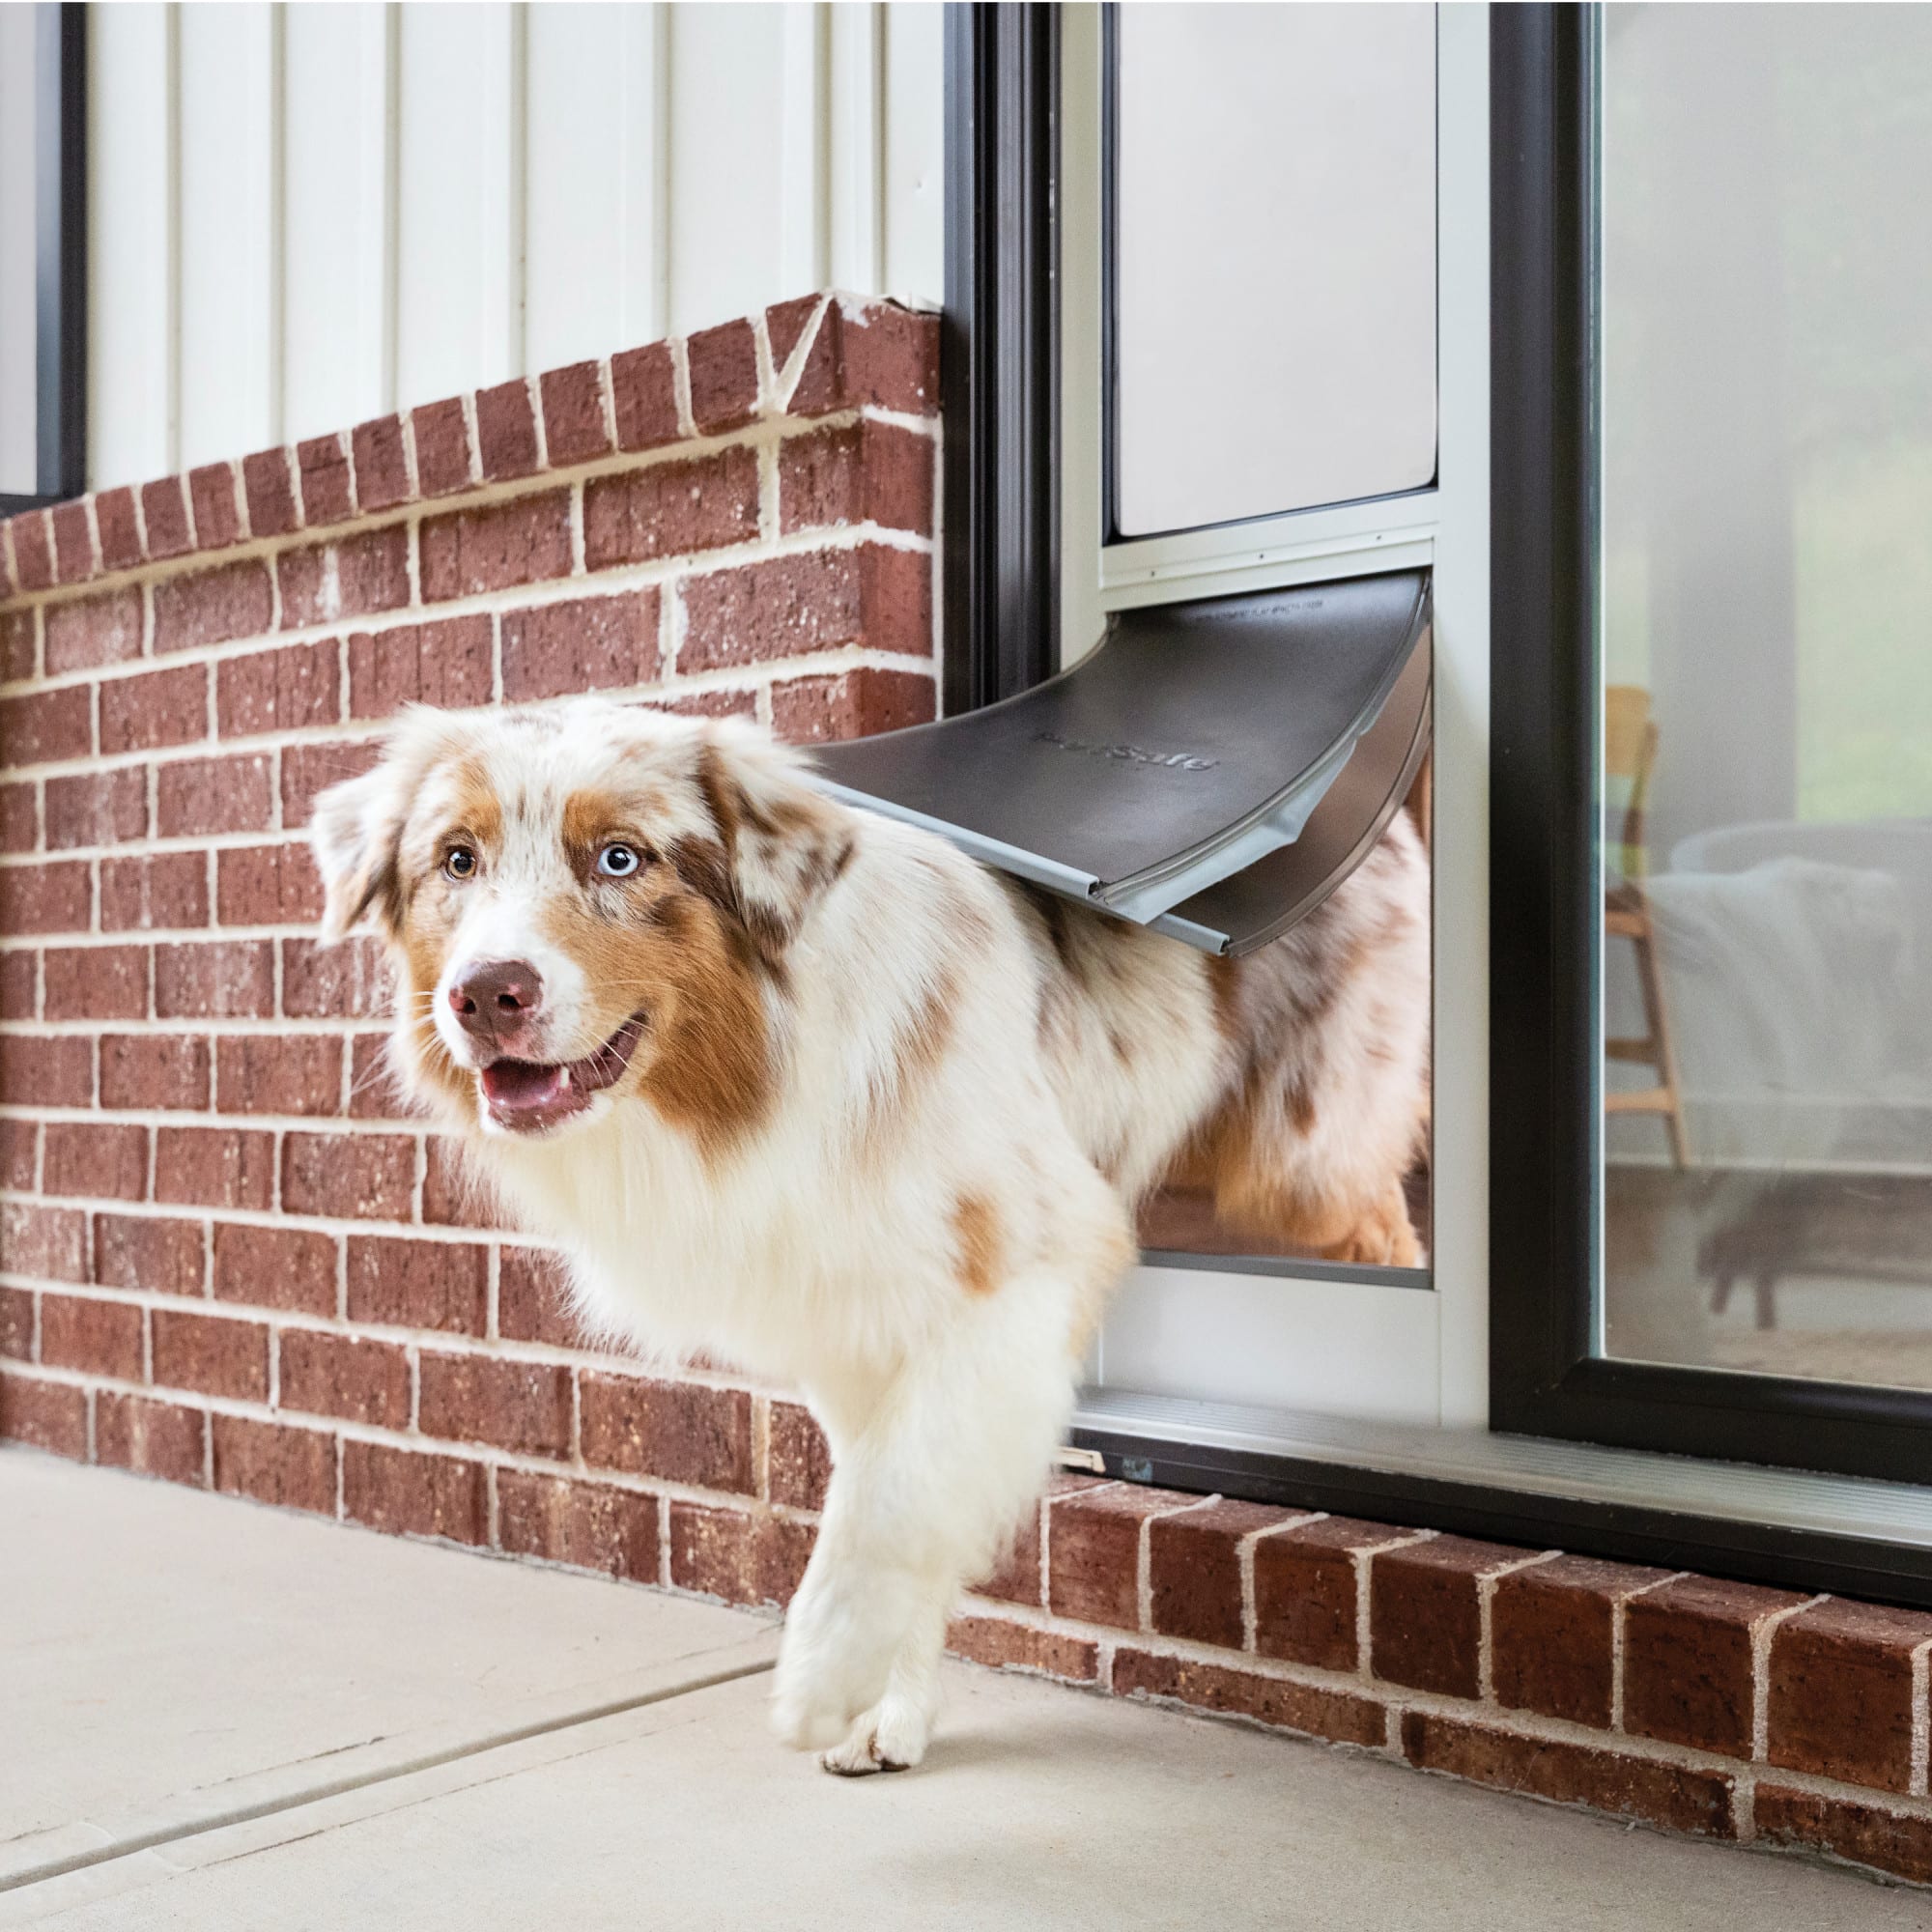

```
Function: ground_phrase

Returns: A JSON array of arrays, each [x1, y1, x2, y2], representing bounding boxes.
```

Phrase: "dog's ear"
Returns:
[[696, 723, 855, 955], [309, 709, 461, 942]]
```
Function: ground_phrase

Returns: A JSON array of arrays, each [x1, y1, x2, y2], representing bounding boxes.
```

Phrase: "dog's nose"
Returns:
[[447, 959, 545, 1047]]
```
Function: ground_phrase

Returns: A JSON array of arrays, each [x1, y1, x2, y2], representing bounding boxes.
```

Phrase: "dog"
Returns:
[[310, 697, 1430, 1774]]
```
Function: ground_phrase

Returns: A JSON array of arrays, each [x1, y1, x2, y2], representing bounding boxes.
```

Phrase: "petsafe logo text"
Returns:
[[1033, 730, 1217, 772]]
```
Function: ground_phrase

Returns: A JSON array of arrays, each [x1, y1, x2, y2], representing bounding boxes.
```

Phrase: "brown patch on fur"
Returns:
[[860, 971, 957, 1154], [1205, 952, 1242, 1041], [952, 1194, 1004, 1296], [559, 785, 666, 872]]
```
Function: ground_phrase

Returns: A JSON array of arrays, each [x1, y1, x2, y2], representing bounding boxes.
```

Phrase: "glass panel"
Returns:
[[1598, 6, 1932, 1389], [1110, 2, 1436, 539]]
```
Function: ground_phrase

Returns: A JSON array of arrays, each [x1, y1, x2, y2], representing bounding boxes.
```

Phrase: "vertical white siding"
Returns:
[[86, 1, 945, 492]]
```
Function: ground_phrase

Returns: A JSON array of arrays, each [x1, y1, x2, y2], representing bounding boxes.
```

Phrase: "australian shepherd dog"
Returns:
[[311, 699, 1429, 1774]]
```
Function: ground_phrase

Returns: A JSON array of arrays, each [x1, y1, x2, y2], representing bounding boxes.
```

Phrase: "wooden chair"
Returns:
[[1604, 686, 1690, 1167]]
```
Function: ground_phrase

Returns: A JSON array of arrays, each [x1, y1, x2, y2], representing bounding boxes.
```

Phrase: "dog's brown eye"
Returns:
[[443, 847, 478, 881], [596, 842, 642, 879]]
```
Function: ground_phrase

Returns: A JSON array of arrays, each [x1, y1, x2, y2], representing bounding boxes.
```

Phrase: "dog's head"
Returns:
[[309, 701, 853, 1145]]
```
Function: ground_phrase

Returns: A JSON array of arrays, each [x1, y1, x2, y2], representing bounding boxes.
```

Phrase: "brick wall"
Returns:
[[2, 291, 1929, 1890]]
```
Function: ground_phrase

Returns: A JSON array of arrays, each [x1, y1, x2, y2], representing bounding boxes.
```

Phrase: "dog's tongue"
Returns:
[[480, 1060, 570, 1113]]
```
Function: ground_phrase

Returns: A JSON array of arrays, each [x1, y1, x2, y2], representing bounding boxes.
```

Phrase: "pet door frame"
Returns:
[[942, 0, 1932, 1606]]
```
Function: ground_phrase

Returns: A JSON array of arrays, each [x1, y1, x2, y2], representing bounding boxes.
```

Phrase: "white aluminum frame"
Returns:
[[1059, 2, 1490, 1432]]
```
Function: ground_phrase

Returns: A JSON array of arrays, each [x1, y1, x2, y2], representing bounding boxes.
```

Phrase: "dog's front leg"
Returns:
[[770, 1281, 1080, 1771]]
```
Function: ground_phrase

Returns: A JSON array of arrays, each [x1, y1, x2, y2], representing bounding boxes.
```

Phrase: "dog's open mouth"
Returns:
[[479, 1014, 647, 1133]]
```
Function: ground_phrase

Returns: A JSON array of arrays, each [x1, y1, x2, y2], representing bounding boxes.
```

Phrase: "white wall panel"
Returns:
[[284, 4, 396, 441], [526, 3, 668, 370], [177, 4, 280, 469], [87, 2, 946, 491]]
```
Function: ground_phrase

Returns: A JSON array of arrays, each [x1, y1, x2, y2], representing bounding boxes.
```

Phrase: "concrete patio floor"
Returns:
[[3, 1450, 1926, 1931]]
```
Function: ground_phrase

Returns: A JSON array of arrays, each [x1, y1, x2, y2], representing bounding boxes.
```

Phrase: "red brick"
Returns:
[[217, 639, 341, 737], [410, 396, 475, 498], [10, 511, 52, 591], [101, 852, 209, 931], [188, 462, 244, 549], [281, 738, 382, 829], [281, 934, 391, 1019], [242, 448, 299, 538], [0, 781, 35, 852], [43, 943, 149, 1020], [421, 1136, 506, 1229], [685, 318, 758, 433], [94, 486, 143, 572], [44, 585, 143, 674], [976, 1492, 1049, 1607], [771, 668, 935, 746], [539, 361, 612, 466], [152, 558, 273, 653], [348, 615, 494, 718], [42, 1122, 148, 1201], [99, 662, 209, 754], [39, 1291, 142, 1378], [279, 1328, 411, 1428], [282, 1133, 416, 1221], [155, 939, 273, 1018], [216, 1035, 343, 1116], [296, 433, 355, 526], [1402, 1712, 1736, 1839], [0, 860, 89, 933], [156, 1127, 275, 1211], [348, 1033, 411, 1120], [476, 379, 541, 480], [213, 1412, 336, 1514], [679, 544, 931, 673], [217, 843, 325, 925], [1114, 1649, 1385, 1747], [0, 1119, 36, 1191], [94, 1212, 204, 1295], [0, 1283, 30, 1356], [1047, 1484, 1198, 1631], [97, 1391, 206, 1485], [1755, 1784, 1932, 1888], [419, 490, 572, 601], [0, 606, 35, 681], [668, 1501, 814, 1607], [213, 1222, 337, 1315], [152, 1308, 268, 1401], [779, 420, 934, 536], [497, 1471, 661, 1581], [140, 478, 194, 559], [1767, 1597, 1932, 1794], [45, 768, 148, 847], [345, 1234, 486, 1329], [497, 1245, 581, 1348], [779, 298, 938, 417], [766, 295, 824, 386], [1491, 1555, 1676, 1730], [500, 589, 660, 700], [343, 1439, 487, 1544], [1150, 1499, 1305, 1650], [50, 500, 95, 582], [948, 1615, 1099, 1683], [767, 1400, 831, 1511], [0, 686, 92, 766], [1370, 1536, 1543, 1697], [0, 950, 33, 1019], [277, 526, 411, 628], [611, 341, 680, 452], [581, 1373, 754, 1492], [352, 415, 412, 512], [582, 449, 758, 571], [0, 1371, 88, 1456], [1623, 1576, 1812, 1760], [0, 1201, 88, 1281], [0, 1033, 93, 1107], [418, 1351, 572, 1456], [100, 1033, 208, 1109], [156, 753, 273, 838]]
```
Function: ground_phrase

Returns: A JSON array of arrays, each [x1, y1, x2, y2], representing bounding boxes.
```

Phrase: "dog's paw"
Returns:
[[818, 1697, 930, 1777], [769, 1673, 858, 1754]]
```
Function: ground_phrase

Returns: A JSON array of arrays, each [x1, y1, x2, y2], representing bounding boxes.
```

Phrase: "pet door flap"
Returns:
[[808, 568, 1431, 953]]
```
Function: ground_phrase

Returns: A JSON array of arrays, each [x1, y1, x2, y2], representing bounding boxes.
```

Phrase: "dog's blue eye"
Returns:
[[597, 843, 642, 878]]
